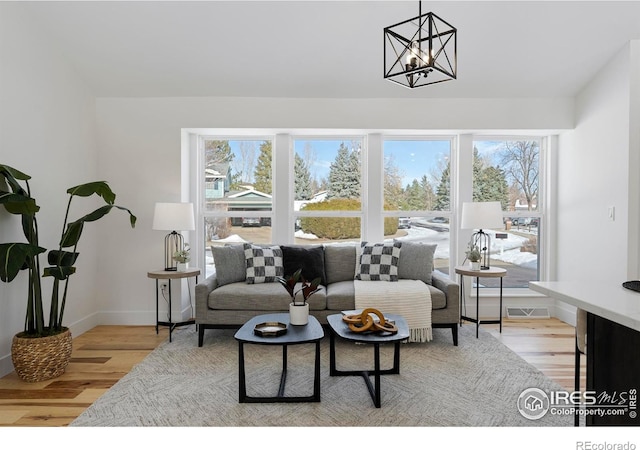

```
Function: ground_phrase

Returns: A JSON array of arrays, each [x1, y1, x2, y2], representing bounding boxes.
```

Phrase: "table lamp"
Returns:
[[152, 202, 195, 271], [460, 201, 503, 270]]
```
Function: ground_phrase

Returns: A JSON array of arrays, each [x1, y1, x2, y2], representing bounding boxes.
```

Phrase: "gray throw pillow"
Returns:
[[394, 240, 437, 285], [210, 245, 246, 287]]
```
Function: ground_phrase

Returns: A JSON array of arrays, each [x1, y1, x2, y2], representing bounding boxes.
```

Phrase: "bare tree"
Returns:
[[234, 141, 257, 184], [383, 153, 404, 209], [499, 141, 539, 211]]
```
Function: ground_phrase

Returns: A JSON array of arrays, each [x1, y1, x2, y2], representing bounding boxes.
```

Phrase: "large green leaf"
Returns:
[[48, 250, 79, 267], [60, 205, 136, 248], [60, 220, 84, 248], [0, 164, 31, 181], [0, 192, 39, 215], [0, 243, 46, 282], [67, 181, 115, 204], [0, 164, 30, 197], [43, 266, 76, 280]]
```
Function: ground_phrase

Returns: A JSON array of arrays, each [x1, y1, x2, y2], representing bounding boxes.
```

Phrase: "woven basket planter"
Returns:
[[11, 328, 72, 383]]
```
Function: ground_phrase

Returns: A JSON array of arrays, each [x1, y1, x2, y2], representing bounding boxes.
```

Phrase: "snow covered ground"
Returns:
[[205, 220, 538, 278]]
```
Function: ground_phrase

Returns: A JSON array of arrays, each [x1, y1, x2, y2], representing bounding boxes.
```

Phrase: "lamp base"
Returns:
[[164, 231, 183, 272]]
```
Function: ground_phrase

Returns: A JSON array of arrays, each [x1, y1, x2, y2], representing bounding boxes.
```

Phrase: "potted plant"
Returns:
[[0, 164, 136, 382], [276, 268, 322, 326], [466, 244, 482, 270], [173, 243, 190, 272]]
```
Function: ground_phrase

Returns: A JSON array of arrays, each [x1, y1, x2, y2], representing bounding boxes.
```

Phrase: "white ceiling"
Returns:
[[20, 1, 640, 99]]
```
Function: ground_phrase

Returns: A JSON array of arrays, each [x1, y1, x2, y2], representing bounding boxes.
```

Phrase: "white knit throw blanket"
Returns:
[[354, 279, 433, 342]]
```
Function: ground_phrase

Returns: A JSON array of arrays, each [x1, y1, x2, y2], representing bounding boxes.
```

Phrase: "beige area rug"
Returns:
[[70, 325, 573, 427]]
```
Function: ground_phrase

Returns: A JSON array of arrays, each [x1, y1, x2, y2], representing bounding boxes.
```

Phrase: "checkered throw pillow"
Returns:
[[356, 241, 402, 282], [243, 244, 284, 284]]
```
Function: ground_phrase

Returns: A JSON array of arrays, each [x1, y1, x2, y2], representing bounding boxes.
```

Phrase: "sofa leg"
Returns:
[[198, 326, 205, 347], [452, 324, 458, 346]]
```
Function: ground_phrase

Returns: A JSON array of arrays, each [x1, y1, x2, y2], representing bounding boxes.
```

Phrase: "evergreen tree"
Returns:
[[434, 163, 451, 211], [327, 142, 360, 199], [294, 153, 313, 200], [472, 146, 510, 208], [405, 179, 425, 210], [472, 146, 484, 202], [420, 175, 435, 211], [479, 166, 510, 209], [253, 141, 272, 194]]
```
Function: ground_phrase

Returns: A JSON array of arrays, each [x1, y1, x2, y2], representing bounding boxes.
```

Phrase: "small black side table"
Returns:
[[147, 268, 200, 342], [326, 313, 409, 408], [455, 265, 506, 338], [234, 313, 324, 403]]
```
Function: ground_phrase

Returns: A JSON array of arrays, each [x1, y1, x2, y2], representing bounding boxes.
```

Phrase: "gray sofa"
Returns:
[[195, 242, 460, 347]]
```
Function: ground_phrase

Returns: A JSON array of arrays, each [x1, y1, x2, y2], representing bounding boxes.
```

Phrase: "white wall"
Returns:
[[554, 41, 640, 323], [0, 3, 100, 376]]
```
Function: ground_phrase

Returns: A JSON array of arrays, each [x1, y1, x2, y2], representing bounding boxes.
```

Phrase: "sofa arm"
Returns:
[[432, 270, 459, 314], [195, 274, 218, 321]]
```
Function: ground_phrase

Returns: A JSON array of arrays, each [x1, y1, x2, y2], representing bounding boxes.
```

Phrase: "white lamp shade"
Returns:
[[152, 202, 195, 231], [460, 201, 503, 230]]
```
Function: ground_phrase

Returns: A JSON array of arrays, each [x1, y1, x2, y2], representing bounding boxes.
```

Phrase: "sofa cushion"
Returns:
[[208, 281, 327, 311], [210, 244, 246, 287], [325, 280, 355, 311], [243, 244, 284, 284], [324, 244, 357, 284], [395, 240, 437, 285], [426, 283, 447, 309], [281, 245, 326, 285], [355, 242, 402, 282]]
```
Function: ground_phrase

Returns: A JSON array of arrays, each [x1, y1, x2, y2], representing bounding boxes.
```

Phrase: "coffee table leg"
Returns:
[[314, 341, 321, 401], [329, 331, 337, 375], [374, 343, 381, 408], [277, 345, 288, 397], [238, 342, 247, 402]]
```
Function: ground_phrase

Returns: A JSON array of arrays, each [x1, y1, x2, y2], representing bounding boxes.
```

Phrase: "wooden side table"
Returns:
[[147, 268, 200, 342], [454, 265, 507, 338]]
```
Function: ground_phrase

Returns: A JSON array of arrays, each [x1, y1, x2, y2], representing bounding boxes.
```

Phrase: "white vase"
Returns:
[[471, 261, 481, 271], [289, 302, 309, 326], [177, 262, 188, 272]]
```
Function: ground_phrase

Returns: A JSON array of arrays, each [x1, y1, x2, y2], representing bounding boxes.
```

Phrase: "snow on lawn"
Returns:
[[294, 225, 538, 270]]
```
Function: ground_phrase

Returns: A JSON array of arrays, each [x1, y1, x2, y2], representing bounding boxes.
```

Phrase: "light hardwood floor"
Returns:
[[0, 318, 584, 427]]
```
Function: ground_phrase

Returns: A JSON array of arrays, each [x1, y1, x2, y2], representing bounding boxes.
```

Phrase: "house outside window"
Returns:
[[201, 138, 273, 277]]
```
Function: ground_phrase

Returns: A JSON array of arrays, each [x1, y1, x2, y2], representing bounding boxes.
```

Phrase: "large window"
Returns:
[[383, 139, 452, 271], [194, 132, 549, 290], [202, 137, 273, 277], [293, 139, 363, 245], [472, 139, 542, 288]]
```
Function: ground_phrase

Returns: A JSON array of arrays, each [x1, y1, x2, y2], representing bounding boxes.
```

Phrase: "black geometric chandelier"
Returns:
[[384, 1, 457, 89]]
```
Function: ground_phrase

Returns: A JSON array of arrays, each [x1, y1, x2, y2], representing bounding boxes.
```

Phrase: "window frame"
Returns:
[[191, 130, 551, 295]]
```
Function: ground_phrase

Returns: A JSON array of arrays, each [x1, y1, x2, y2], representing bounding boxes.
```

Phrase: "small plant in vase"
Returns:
[[173, 244, 191, 272], [277, 268, 322, 325], [466, 244, 482, 270]]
